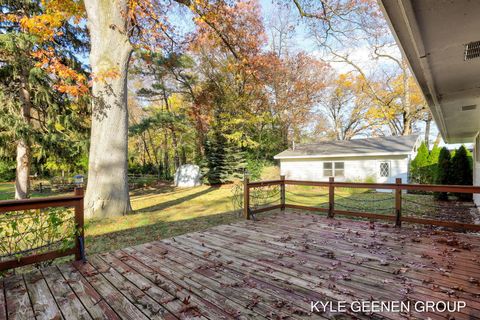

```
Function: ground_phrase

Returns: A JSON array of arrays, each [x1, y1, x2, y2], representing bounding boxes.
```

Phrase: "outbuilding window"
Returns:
[[323, 162, 344, 177], [334, 162, 344, 177], [379, 162, 390, 177]]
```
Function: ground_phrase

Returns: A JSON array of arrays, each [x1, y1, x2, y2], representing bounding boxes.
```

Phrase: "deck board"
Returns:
[[0, 278, 6, 320], [135, 242, 321, 320], [1, 210, 480, 319], [3, 274, 35, 320], [56, 263, 119, 320], [23, 269, 63, 320], [97, 253, 206, 320], [40, 266, 92, 320]]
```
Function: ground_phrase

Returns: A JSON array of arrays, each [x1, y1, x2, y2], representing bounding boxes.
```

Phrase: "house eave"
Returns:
[[274, 151, 412, 160], [378, 0, 480, 143]]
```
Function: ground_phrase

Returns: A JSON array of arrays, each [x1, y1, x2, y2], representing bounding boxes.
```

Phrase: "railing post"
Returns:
[[328, 177, 335, 218], [395, 178, 402, 227], [243, 175, 250, 220], [74, 187, 86, 261], [280, 175, 286, 211]]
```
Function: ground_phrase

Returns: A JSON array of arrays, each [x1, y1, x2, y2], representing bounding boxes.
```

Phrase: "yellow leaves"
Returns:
[[1, 14, 21, 23], [167, 94, 185, 112], [20, 13, 64, 41], [41, 0, 84, 20], [17, 0, 84, 42], [54, 122, 65, 131], [224, 131, 259, 148]]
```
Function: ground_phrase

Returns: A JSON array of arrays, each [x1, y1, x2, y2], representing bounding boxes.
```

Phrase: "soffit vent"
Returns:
[[464, 41, 480, 61], [461, 104, 477, 111]]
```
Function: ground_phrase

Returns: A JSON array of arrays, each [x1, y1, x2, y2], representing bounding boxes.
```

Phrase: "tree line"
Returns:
[[1, 0, 434, 219]]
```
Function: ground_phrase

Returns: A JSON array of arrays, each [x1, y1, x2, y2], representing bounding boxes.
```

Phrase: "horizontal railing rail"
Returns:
[[283, 179, 480, 192], [243, 176, 480, 232], [0, 188, 85, 271]]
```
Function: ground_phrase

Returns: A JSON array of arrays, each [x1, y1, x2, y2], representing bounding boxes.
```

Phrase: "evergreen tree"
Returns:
[[450, 145, 473, 201], [203, 130, 246, 184], [426, 143, 441, 183], [410, 142, 429, 183], [0, 1, 89, 197], [434, 147, 451, 200]]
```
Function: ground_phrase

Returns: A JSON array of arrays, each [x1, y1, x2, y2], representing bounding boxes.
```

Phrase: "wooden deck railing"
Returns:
[[243, 176, 480, 232], [0, 188, 85, 271]]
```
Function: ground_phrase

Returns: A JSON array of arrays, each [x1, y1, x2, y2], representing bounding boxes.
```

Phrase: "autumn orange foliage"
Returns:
[[4, 0, 88, 97]]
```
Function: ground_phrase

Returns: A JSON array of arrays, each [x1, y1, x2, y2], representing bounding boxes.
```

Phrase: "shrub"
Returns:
[[246, 158, 267, 181], [410, 142, 431, 184], [426, 143, 441, 182], [450, 145, 473, 201], [0, 159, 15, 182], [434, 147, 451, 200]]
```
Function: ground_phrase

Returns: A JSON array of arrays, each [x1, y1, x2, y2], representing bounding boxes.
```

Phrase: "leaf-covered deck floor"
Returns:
[[1, 211, 480, 319]]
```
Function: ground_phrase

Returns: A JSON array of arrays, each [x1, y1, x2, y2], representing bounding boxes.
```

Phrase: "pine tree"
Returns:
[[434, 147, 451, 200], [410, 142, 429, 183], [450, 145, 473, 201], [1, 1, 89, 198], [203, 128, 246, 184]]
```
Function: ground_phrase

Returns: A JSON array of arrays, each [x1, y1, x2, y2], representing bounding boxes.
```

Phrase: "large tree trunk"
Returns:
[[15, 76, 31, 199], [84, 0, 132, 219]]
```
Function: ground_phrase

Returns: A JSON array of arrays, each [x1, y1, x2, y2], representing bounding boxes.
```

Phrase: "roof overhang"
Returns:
[[378, 0, 480, 143], [274, 151, 412, 160]]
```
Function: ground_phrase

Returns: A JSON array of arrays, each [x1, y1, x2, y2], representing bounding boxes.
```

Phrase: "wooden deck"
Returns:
[[1, 211, 480, 320]]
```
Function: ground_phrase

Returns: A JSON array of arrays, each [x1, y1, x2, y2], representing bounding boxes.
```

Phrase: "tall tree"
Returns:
[[320, 74, 370, 140], [1, 0, 89, 199], [82, 0, 134, 218], [410, 141, 429, 184], [450, 145, 473, 201], [260, 52, 329, 147], [81, 0, 268, 217], [291, 0, 431, 137], [434, 147, 451, 200]]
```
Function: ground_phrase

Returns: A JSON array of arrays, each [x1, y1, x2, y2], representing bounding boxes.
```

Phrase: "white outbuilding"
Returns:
[[274, 135, 421, 184]]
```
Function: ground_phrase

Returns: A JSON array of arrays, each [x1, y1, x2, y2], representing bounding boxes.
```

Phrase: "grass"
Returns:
[[260, 165, 280, 180], [0, 182, 68, 200], [85, 184, 242, 255]]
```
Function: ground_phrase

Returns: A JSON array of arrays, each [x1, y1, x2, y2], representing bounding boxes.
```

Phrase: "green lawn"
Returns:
[[86, 185, 242, 255], [0, 182, 68, 200]]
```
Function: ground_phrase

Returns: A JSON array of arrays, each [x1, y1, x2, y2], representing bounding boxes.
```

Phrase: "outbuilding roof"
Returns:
[[274, 135, 420, 159]]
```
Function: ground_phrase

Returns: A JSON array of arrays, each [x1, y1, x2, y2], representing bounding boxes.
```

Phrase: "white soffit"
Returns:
[[379, 0, 480, 143]]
